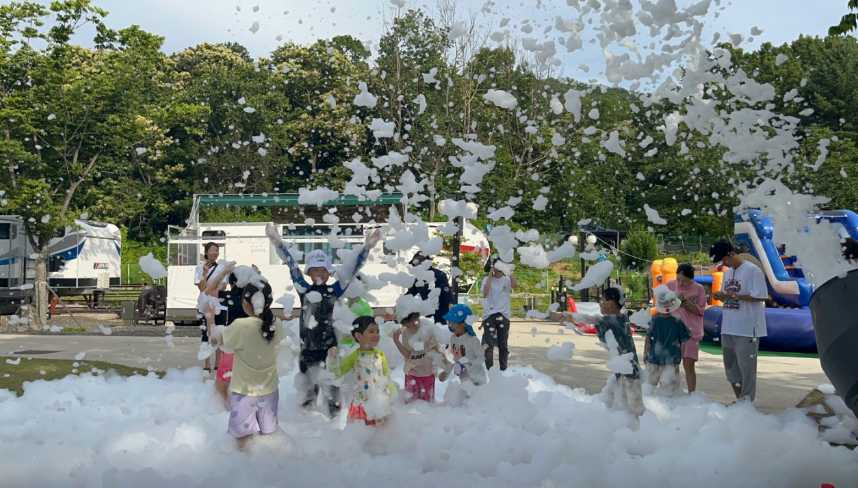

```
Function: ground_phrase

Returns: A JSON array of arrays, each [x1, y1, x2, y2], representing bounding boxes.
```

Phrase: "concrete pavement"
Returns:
[[0, 320, 829, 412]]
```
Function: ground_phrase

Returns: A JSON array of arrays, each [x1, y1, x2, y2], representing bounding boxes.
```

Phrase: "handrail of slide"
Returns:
[[734, 210, 813, 307]]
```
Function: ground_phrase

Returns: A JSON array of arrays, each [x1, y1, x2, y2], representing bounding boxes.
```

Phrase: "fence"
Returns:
[[657, 235, 717, 255]]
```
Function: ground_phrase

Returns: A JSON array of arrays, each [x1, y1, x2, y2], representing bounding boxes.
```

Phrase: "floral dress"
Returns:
[[334, 348, 397, 424]]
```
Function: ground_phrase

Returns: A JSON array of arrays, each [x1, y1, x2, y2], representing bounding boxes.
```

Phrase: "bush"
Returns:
[[620, 230, 658, 270]]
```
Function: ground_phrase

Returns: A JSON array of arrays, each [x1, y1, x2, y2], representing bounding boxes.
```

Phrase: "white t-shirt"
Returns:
[[482, 275, 512, 318], [720, 261, 768, 338], [194, 261, 229, 288]]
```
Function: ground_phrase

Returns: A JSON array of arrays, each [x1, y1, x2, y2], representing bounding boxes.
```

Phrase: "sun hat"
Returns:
[[304, 249, 334, 274], [654, 285, 682, 314], [444, 304, 476, 336]]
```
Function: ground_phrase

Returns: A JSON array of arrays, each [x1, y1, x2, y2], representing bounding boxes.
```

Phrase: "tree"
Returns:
[[620, 230, 659, 270], [0, 1, 165, 327], [829, 0, 858, 36]]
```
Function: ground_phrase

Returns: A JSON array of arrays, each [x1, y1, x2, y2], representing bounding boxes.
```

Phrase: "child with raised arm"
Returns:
[[210, 276, 279, 449], [327, 316, 397, 426], [265, 223, 382, 418], [574, 287, 644, 417]]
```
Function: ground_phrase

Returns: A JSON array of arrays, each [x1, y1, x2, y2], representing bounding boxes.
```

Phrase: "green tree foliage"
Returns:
[[4, 3, 858, 316], [620, 230, 659, 271], [829, 0, 858, 36]]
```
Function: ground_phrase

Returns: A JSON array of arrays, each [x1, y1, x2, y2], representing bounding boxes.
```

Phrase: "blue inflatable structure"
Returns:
[[703, 209, 858, 352]]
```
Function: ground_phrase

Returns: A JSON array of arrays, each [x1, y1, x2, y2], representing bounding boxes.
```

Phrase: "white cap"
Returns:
[[304, 249, 334, 274], [654, 285, 682, 314]]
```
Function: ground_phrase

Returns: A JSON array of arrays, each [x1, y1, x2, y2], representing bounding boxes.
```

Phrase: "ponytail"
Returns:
[[242, 281, 276, 343]]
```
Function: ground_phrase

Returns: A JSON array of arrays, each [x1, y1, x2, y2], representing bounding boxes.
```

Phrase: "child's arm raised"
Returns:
[[266, 223, 310, 290], [333, 229, 383, 297]]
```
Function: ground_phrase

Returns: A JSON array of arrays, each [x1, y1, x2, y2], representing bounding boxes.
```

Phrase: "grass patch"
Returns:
[[61, 327, 88, 334], [699, 341, 819, 359], [0, 357, 160, 396]]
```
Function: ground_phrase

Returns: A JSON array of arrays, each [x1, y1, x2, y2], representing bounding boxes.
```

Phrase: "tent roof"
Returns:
[[195, 193, 404, 208]]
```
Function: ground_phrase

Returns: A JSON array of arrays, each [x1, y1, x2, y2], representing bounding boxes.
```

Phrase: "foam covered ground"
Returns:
[[1, 365, 856, 488]]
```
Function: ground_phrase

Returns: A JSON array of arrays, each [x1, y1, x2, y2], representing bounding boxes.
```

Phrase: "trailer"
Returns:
[[0, 216, 122, 314], [166, 193, 489, 324]]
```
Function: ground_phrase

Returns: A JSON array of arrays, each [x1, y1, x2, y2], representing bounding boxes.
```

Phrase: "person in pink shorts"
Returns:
[[393, 311, 443, 402], [667, 263, 707, 393]]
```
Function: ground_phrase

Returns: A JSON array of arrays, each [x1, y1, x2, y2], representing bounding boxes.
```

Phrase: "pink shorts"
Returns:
[[405, 374, 435, 403], [216, 352, 234, 382], [682, 338, 701, 361]]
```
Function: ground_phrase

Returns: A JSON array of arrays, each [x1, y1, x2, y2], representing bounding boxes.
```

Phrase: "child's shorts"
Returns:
[[405, 374, 435, 402], [228, 390, 279, 438], [216, 352, 234, 382]]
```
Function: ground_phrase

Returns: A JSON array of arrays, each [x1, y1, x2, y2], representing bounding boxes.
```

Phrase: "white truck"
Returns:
[[0, 216, 122, 314], [165, 193, 490, 323]]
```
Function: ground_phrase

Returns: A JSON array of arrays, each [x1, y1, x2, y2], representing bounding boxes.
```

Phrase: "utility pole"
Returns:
[[450, 215, 463, 305]]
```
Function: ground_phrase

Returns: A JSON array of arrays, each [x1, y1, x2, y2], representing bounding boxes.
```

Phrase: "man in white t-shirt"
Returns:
[[709, 240, 769, 402], [481, 259, 516, 371]]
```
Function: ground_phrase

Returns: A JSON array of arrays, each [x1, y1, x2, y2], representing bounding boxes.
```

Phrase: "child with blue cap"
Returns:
[[439, 304, 488, 386]]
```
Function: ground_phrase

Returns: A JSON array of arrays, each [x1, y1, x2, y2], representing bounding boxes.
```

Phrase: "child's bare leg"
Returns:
[[236, 435, 252, 450], [215, 379, 229, 408]]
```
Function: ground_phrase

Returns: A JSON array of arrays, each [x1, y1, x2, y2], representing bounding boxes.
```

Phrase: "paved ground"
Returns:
[[506, 321, 827, 413], [0, 320, 828, 413]]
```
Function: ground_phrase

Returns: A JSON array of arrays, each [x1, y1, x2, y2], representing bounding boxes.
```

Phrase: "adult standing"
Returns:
[[709, 240, 769, 402], [667, 264, 707, 393], [481, 258, 516, 371], [195, 242, 229, 372], [406, 252, 453, 325]]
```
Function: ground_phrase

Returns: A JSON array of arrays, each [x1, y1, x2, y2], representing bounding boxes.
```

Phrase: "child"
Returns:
[[438, 304, 488, 387], [266, 223, 382, 417], [644, 286, 691, 396], [214, 267, 254, 407], [327, 316, 397, 426], [393, 311, 442, 403], [211, 276, 279, 449], [576, 287, 644, 417]]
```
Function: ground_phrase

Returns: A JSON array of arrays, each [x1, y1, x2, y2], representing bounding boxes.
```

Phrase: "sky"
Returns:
[[56, 0, 848, 83]]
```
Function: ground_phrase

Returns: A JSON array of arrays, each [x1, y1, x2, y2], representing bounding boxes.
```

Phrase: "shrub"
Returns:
[[620, 230, 658, 270]]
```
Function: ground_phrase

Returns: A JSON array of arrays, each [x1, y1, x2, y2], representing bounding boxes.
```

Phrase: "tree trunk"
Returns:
[[31, 247, 50, 330]]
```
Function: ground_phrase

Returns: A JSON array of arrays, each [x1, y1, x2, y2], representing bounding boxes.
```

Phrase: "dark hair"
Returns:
[[677, 263, 695, 280], [242, 281, 275, 343], [228, 272, 238, 287], [602, 287, 623, 307], [352, 316, 377, 339], [203, 242, 219, 259], [709, 239, 734, 263], [400, 311, 420, 324]]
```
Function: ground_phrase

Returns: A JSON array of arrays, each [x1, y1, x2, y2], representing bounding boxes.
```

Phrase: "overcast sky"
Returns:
[[60, 0, 847, 82]]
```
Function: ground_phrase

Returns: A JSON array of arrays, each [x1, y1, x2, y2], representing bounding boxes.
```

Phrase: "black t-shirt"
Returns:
[[225, 287, 247, 326]]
